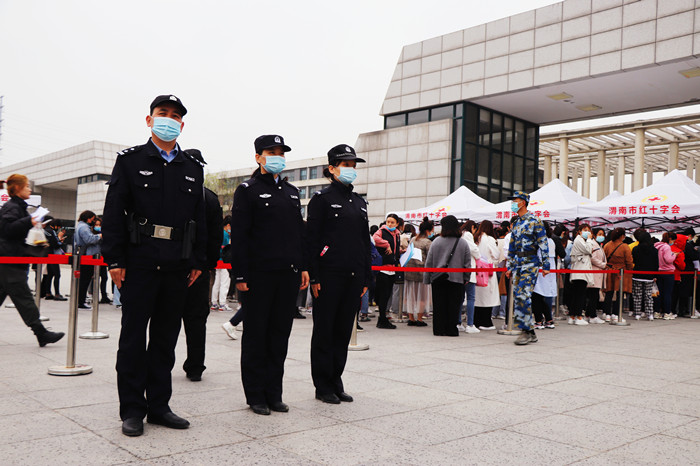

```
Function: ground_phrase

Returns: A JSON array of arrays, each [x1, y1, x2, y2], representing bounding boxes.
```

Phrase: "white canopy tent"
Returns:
[[387, 185, 493, 222], [577, 170, 700, 231], [470, 179, 593, 223]]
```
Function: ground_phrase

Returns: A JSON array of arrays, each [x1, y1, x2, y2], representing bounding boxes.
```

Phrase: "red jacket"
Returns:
[[671, 235, 687, 280]]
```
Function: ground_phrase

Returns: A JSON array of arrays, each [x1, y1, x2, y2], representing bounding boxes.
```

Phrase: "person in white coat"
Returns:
[[569, 224, 594, 325], [533, 222, 557, 329], [460, 220, 481, 333], [473, 220, 500, 330]]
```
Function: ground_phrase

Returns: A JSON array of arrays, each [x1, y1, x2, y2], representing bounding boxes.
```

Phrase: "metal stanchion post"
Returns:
[[48, 253, 93, 376], [498, 275, 520, 335], [348, 314, 369, 351], [35, 263, 50, 322], [80, 260, 109, 339], [692, 271, 698, 319], [612, 269, 630, 327]]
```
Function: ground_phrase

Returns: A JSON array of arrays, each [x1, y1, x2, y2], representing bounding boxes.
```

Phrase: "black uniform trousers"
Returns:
[[0, 264, 41, 327], [431, 279, 462, 336], [116, 267, 188, 420], [78, 264, 94, 305], [182, 272, 211, 377], [311, 271, 364, 396], [240, 269, 300, 406]]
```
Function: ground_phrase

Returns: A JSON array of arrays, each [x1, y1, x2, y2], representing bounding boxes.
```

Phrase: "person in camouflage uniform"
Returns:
[[506, 191, 550, 345]]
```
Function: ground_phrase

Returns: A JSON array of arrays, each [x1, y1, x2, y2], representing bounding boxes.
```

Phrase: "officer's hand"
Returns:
[[311, 283, 320, 298], [236, 282, 249, 292], [110, 268, 126, 289], [187, 269, 201, 287], [300, 271, 310, 290], [361, 287, 368, 297], [505, 270, 511, 279]]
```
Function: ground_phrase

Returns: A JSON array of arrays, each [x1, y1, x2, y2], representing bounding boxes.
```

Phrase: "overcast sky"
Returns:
[[1, 0, 698, 175]]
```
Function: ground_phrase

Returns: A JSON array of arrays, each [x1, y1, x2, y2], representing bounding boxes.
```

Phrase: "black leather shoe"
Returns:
[[376, 320, 396, 329], [336, 392, 354, 402], [37, 330, 65, 347], [122, 417, 144, 437], [186, 373, 202, 382], [250, 404, 270, 415], [269, 401, 289, 412], [147, 412, 190, 429], [316, 392, 341, 404]]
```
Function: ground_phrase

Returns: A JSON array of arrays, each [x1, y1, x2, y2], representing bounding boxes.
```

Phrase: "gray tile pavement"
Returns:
[[0, 296, 699, 465]]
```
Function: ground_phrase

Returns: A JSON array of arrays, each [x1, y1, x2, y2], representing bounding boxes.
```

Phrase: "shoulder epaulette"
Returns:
[[116, 146, 138, 157], [315, 185, 332, 197], [283, 179, 299, 191], [240, 177, 256, 189], [183, 151, 206, 168]]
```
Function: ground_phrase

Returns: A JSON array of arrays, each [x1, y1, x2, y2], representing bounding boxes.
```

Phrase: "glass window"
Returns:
[[300, 168, 308, 181], [515, 121, 525, 155], [301, 206, 306, 218], [478, 109, 491, 146], [455, 103, 464, 117], [463, 144, 477, 182], [526, 126, 537, 159], [299, 187, 307, 199], [464, 105, 478, 143], [453, 119, 463, 160], [309, 167, 317, 179], [503, 117, 514, 154], [317, 165, 326, 177], [431, 105, 453, 121], [407, 109, 429, 125], [477, 147, 489, 184], [477, 184, 489, 202], [491, 114, 503, 151], [385, 114, 406, 129], [491, 150, 502, 185], [452, 159, 462, 192], [525, 159, 536, 192], [502, 153, 514, 189]]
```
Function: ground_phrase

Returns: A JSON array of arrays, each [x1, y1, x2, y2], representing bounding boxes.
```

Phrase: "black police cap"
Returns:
[[327, 144, 365, 164], [150, 94, 187, 116], [254, 135, 291, 154]]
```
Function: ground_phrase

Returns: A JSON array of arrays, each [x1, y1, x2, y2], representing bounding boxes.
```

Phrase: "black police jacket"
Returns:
[[0, 196, 33, 260], [101, 139, 207, 271], [307, 179, 371, 287], [204, 187, 224, 271], [230, 171, 307, 283]]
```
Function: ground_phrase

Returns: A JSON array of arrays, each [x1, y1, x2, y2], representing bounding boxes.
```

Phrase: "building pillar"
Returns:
[[543, 155, 552, 184], [583, 157, 591, 198], [571, 168, 579, 192], [559, 137, 569, 183], [633, 129, 645, 191], [596, 150, 606, 200], [695, 157, 700, 184], [646, 165, 654, 187], [552, 162, 558, 183], [617, 155, 625, 194], [669, 142, 679, 172], [687, 156, 694, 180], [603, 163, 611, 196]]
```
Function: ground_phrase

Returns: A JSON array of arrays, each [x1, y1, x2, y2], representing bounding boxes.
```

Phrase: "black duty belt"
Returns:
[[137, 218, 183, 241], [514, 251, 537, 258]]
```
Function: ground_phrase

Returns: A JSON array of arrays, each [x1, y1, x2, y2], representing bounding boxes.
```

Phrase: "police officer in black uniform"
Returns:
[[307, 144, 370, 404], [181, 149, 223, 382], [230, 134, 309, 416], [102, 95, 207, 437]]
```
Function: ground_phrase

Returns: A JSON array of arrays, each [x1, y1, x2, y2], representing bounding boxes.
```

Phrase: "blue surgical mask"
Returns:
[[581, 231, 590, 240], [387, 227, 396, 232], [428, 233, 436, 239], [510, 202, 519, 213], [263, 155, 286, 174], [596, 236, 605, 243], [151, 117, 181, 142], [94, 226, 101, 232], [337, 167, 357, 185]]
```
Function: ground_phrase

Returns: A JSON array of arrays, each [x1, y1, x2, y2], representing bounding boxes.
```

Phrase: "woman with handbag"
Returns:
[[403, 217, 434, 327], [0, 174, 64, 346], [423, 215, 471, 336], [372, 214, 402, 329], [568, 224, 594, 325], [585, 228, 607, 324], [602, 227, 633, 322], [460, 220, 481, 333], [473, 220, 500, 330]]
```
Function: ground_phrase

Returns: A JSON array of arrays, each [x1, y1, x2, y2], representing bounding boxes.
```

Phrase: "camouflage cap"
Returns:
[[507, 191, 530, 204]]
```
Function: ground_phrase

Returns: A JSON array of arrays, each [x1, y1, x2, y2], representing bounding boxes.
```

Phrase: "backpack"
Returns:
[[370, 241, 382, 273]]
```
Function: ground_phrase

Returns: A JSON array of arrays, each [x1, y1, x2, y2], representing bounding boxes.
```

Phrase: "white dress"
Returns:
[[474, 234, 501, 307]]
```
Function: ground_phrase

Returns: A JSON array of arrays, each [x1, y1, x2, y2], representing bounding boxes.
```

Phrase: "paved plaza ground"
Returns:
[[1, 281, 699, 465]]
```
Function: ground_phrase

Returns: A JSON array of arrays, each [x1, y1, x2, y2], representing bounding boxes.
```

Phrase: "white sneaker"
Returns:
[[478, 326, 496, 330], [691, 311, 700, 319], [648, 314, 654, 321], [589, 317, 606, 324], [604, 315, 612, 322], [567, 317, 575, 325], [574, 317, 589, 326], [663, 314, 672, 320], [612, 315, 627, 323], [220, 304, 233, 312], [210, 304, 220, 311], [222, 322, 238, 340], [628, 312, 634, 317], [670, 314, 677, 320], [456, 324, 466, 332], [635, 315, 641, 320], [465, 325, 480, 334]]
